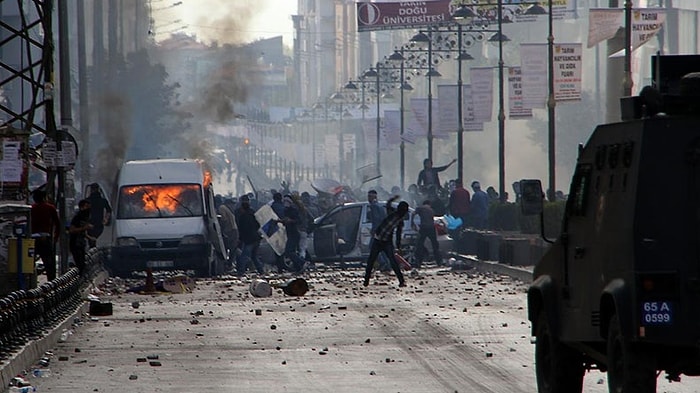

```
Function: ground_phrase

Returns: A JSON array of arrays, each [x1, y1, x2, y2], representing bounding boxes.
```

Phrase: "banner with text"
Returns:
[[610, 9, 666, 57], [520, 43, 548, 109], [384, 110, 402, 148], [507, 67, 533, 119], [403, 106, 422, 144], [553, 43, 582, 101], [462, 84, 484, 132], [437, 85, 458, 133], [356, 0, 452, 32], [460, 0, 575, 24], [588, 8, 665, 54], [587, 8, 624, 48], [470, 67, 494, 122], [409, 98, 435, 138]]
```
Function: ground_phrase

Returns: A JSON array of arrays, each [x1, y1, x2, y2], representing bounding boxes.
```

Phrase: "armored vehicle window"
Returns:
[[569, 164, 592, 216]]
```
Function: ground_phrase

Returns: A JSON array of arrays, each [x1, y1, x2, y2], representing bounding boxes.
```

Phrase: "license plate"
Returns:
[[147, 260, 174, 268], [641, 301, 673, 325]]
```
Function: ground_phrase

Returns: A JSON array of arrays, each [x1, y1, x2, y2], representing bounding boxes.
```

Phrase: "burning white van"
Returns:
[[107, 158, 227, 277]]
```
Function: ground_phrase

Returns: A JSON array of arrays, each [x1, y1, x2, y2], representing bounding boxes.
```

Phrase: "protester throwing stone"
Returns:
[[363, 199, 409, 288]]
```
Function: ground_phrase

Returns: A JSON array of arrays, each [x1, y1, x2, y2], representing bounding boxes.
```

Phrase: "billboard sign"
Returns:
[[357, 0, 453, 32]]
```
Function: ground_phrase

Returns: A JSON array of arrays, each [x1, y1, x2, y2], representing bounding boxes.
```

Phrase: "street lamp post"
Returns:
[[523, 0, 557, 201], [375, 62, 381, 175], [388, 50, 412, 190], [452, 5, 477, 183], [496, 0, 507, 203], [311, 102, 324, 181], [547, 0, 556, 201], [427, 27, 435, 162], [409, 29, 442, 162], [331, 91, 345, 183]]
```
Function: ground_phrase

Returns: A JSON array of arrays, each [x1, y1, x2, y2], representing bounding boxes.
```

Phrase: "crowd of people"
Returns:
[[26, 157, 510, 282]]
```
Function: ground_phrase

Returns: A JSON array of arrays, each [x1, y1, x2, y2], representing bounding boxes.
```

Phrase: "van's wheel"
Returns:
[[607, 314, 657, 393], [535, 311, 584, 393]]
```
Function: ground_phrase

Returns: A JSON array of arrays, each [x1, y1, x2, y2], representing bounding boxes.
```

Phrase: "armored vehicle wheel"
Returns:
[[535, 312, 584, 393], [606, 314, 657, 393]]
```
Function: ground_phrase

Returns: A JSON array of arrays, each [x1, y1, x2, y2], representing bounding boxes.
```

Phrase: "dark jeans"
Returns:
[[223, 234, 238, 268], [237, 240, 264, 276], [276, 229, 305, 273], [35, 236, 56, 281], [364, 239, 404, 284], [369, 238, 391, 271], [87, 225, 104, 248], [70, 244, 86, 276], [414, 226, 441, 266]]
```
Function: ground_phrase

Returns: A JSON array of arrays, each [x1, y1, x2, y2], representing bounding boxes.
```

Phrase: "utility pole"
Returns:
[[57, 0, 72, 274], [77, 1, 90, 186]]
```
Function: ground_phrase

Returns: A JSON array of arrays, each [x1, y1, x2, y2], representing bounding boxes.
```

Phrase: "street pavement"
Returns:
[[5, 260, 539, 393], [5, 258, 700, 392]]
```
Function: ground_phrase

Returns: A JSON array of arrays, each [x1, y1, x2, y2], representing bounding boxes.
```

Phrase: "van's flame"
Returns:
[[122, 184, 202, 214]]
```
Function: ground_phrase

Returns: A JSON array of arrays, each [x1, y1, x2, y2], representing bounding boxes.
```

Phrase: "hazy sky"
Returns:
[[153, 0, 297, 46]]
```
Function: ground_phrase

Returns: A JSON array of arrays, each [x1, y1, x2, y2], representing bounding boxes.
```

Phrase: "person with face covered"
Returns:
[[363, 200, 409, 288], [234, 195, 265, 277]]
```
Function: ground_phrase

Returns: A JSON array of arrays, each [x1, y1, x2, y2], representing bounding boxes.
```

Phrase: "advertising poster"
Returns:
[[508, 67, 533, 119], [553, 43, 582, 102]]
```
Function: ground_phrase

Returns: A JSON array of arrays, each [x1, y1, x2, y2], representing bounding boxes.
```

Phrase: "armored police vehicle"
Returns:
[[523, 55, 700, 393]]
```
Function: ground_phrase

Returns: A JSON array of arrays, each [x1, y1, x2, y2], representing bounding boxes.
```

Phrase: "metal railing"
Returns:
[[0, 248, 104, 362]]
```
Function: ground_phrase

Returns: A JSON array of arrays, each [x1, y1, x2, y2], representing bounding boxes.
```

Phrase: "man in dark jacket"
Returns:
[[412, 200, 442, 267], [363, 200, 409, 288], [86, 183, 112, 248], [278, 195, 306, 274], [68, 199, 92, 276], [30, 189, 61, 280], [235, 195, 265, 277], [416, 158, 456, 192]]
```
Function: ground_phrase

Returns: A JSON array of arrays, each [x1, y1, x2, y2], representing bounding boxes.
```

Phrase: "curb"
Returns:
[[450, 252, 533, 283]]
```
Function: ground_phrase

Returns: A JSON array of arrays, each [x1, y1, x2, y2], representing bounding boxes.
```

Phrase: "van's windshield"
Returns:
[[117, 184, 204, 219]]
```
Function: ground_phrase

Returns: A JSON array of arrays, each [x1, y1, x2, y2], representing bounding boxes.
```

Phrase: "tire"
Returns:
[[607, 314, 657, 393], [535, 311, 584, 393]]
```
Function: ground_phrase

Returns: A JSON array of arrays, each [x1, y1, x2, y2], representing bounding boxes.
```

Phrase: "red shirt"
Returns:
[[31, 202, 61, 239], [449, 187, 471, 216]]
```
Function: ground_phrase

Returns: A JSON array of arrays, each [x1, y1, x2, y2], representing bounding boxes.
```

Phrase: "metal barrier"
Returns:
[[0, 247, 105, 362]]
